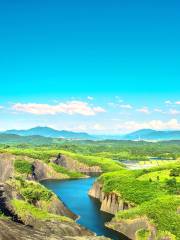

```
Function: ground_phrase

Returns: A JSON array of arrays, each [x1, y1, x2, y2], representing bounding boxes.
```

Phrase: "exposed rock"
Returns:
[[0, 154, 15, 181], [36, 195, 77, 220], [0, 219, 110, 240], [106, 217, 156, 240], [33, 160, 68, 181], [51, 154, 102, 176], [88, 181, 131, 215]]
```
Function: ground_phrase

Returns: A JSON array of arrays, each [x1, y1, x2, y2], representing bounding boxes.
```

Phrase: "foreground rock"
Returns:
[[0, 219, 110, 240]]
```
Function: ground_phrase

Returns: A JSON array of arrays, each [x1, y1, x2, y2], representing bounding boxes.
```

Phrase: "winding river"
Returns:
[[42, 177, 128, 240]]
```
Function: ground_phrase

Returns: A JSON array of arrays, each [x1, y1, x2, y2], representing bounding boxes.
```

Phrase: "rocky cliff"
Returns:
[[0, 153, 15, 181], [88, 181, 130, 215], [106, 217, 156, 240], [51, 154, 102, 176], [32, 159, 68, 180], [0, 218, 109, 240], [0, 153, 110, 240]]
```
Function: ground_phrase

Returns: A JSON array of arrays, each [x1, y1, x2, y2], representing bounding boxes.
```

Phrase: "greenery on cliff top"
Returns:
[[115, 196, 180, 239], [9, 178, 53, 203], [100, 161, 180, 204], [1, 138, 180, 161], [14, 159, 33, 175], [1, 147, 123, 172], [49, 162, 84, 178], [100, 162, 180, 238], [11, 199, 72, 222]]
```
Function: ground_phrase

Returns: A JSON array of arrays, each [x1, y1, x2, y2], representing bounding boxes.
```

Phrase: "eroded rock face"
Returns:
[[88, 181, 130, 215], [36, 195, 77, 220], [51, 154, 102, 176], [0, 219, 110, 240], [0, 154, 15, 182], [106, 217, 156, 240], [33, 160, 68, 181]]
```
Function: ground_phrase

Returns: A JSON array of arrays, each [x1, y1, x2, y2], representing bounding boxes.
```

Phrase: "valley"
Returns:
[[0, 138, 180, 239]]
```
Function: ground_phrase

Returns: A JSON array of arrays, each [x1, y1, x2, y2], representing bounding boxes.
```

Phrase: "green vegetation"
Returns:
[[115, 196, 180, 238], [138, 169, 180, 182], [14, 159, 33, 174], [99, 170, 167, 205], [136, 229, 150, 240], [11, 199, 72, 222], [49, 163, 84, 178], [1, 138, 180, 238], [9, 178, 53, 203], [58, 150, 123, 172], [1, 147, 123, 172], [99, 161, 180, 238]]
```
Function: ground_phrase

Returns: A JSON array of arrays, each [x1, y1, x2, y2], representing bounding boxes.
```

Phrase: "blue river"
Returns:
[[42, 177, 129, 240]]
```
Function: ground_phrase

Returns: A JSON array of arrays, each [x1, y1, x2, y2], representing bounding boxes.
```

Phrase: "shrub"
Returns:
[[169, 167, 180, 177], [14, 160, 33, 174]]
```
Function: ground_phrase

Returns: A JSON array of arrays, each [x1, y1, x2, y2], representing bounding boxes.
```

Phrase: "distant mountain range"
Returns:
[[4, 127, 94, 140], [2, 127, 180, 141], [122, 129, 180, 141]]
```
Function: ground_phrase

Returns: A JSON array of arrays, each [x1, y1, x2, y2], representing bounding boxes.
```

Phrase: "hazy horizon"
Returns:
[[0, 0, 179, 134]]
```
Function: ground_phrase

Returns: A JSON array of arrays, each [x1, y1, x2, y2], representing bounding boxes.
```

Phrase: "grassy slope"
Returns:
[[100, 162, 180, 238], [11, 199, 72, 222], [1, 148, 123, 172]]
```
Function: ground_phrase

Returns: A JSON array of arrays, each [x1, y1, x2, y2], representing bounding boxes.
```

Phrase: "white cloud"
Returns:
[[0, 106, 4, 109], [154, 108, 165, 113], [119, 104, 133, 109], [93, 123, 106, 131], [165, 100, 172, 105], [116, 119, 180, 132], [136, 106, 150, 114], [87, 96, 94, 100], [12, 101, 106, 116], [175, 101, 180, 105], [169, 109, 180, 115]]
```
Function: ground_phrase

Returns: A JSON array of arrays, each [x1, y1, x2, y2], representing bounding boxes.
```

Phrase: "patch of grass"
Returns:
[[14, 159, 33, 174], [59, 150, 123, 172], [115, 196, 180, 239], [11, 199, 72, 222], [136, 229, 150, 240], [49, 163, 84, 178], [99, 170, 167, 205], [138, 169, 180, 182], [9, 178, 53, 203]]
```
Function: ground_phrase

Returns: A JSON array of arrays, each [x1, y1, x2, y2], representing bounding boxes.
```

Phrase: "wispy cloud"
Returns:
[[175, 101, 180, 105], [12, 101, 106, 116], [119, 104, 133, 109], [169, 109, 180, 115], [116, 118, 180, 132], [165, 100, 172, 105], [136, 106, 150, 114], [87, 96, 94, 100]]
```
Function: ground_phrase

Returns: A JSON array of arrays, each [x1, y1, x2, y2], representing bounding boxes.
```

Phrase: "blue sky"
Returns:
[[0, 0, 179, 133]]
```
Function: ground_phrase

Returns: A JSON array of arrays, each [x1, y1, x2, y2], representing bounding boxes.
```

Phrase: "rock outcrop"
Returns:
[[88, 181, 131, 215], [0, 219, 110, 240], [106, 217, 156, 240], [32, 160, 68, 181], [36, 195, 77, 220], [0, 154, 15, 181], [51, 154, 102, 176]]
